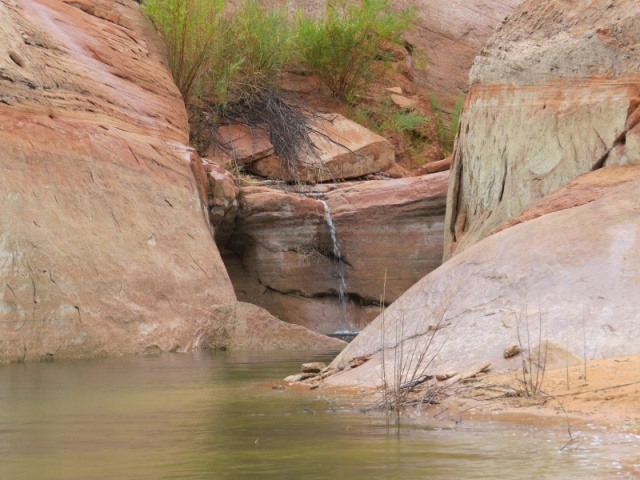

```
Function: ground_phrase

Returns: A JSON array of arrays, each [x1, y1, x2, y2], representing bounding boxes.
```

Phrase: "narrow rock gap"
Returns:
[[263, 285, 387, 307], [591, 130, 627, 171]]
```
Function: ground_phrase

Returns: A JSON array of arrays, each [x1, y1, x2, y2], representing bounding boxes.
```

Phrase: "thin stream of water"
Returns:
[[319, 199, 347, 304]]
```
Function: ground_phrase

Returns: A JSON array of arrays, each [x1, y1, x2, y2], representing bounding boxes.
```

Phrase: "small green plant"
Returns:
[[348, 101, 431, 166], [146, 0, 316, 179], [203, 1, 295, 106], [298, 0, 413, 103], [429, 93, 465, 156], [144, 0, 295, 105], [143, 0, 224, 101], [382, 109, 430, 133]]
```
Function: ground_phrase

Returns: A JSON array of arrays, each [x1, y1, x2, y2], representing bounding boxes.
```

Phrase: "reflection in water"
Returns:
[[0, 351, 638, 479]]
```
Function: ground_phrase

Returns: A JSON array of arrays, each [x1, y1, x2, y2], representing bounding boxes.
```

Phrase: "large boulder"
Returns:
[[221, 172, 448, 334], [327, 166, 640, 387], [0, 0, 236, 361], [444, 0, 640, 258], [209, 114, 396, 183]]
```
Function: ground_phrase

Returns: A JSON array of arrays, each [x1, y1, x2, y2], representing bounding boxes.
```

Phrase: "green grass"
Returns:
[[429, 93, 465, 156], [297, 0, 413, 103], [204, 1, 295, 106], [143, 0, 224, 101], [143, 0, 295, 105]]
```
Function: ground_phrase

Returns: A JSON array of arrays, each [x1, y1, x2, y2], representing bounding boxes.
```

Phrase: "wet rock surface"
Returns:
[[219, 172, 448, 334]]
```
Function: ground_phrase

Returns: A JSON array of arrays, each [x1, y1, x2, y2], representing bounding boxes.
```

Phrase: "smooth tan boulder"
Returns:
[[444, 0, 640, 258], [327, 166, 640, 387]]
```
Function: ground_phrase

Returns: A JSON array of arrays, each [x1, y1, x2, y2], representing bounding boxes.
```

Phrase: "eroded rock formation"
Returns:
[[444, 0, 640, 258], [327, 166, 640, 387], [0, 0, 341, 361], [395, 0, 525, 111], [220, 172, 448, 334]]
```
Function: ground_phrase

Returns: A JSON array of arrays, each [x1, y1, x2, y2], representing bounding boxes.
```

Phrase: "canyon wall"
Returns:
[[221, 172, 448, 334], [395, 0, 524, 110], [0, 0, 341, 362], [444, 0, 640, 258], [327, 0, 640, 385]]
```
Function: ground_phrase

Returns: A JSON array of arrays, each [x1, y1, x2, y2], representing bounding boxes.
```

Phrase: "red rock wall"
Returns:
[[0, 0, 237, 361], [222, 173, 448, 334], [396, 0, 524, 111]]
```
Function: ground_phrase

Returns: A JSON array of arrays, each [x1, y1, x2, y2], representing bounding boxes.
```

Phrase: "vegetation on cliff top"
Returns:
[[143, 0, 454, 176]]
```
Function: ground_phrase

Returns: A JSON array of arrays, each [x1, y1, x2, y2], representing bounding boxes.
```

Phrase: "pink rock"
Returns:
[[220, 172, 448, 333], [327, 166, 640, 387], [248, 114, 395, 182], [206, 123, 275, 168], [390, 94, 417, 109]]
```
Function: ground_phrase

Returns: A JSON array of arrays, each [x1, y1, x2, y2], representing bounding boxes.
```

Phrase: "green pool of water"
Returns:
[[0, 351, 637, 479]]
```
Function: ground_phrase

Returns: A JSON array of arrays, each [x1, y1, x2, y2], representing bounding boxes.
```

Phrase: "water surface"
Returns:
[[0, 351, 637, 479]]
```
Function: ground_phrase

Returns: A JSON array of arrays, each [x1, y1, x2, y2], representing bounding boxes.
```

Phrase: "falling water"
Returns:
[[319, 200, 347, 305]]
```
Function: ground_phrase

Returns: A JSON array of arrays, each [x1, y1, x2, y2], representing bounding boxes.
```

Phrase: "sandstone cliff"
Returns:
[[444, 0, 640, 258], [0, 0, 342, 361], [396, 0, 524, 111], [221, 172, 448, 334], [327, 0, 640, 386]]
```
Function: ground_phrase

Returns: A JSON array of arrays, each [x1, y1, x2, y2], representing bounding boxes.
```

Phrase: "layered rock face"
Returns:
[[0, 0, 234, 361], [0, 0, 340, 362], [444, 0, 640, 258], [325, 0, 640, 386], [221, 172, 448, 334]]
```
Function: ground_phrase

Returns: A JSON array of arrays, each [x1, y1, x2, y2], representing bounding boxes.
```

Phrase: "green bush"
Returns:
[[144, 0, 294, 105], [204, 1, 295, 106], [297, 0, 413, 103], [142, 0, 223, 101]]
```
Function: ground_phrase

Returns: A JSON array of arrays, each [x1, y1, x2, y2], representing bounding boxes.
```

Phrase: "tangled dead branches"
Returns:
[[190, 85, 318, 182]]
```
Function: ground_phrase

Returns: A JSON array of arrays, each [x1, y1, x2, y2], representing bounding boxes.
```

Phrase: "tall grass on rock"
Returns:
[[204, 1, 295, 106], [298, 0, 413, 103], [142, 0, 224, 101]]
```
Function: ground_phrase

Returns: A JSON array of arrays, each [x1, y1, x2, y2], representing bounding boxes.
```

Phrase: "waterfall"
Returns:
[[319, 199, 347, 307]]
